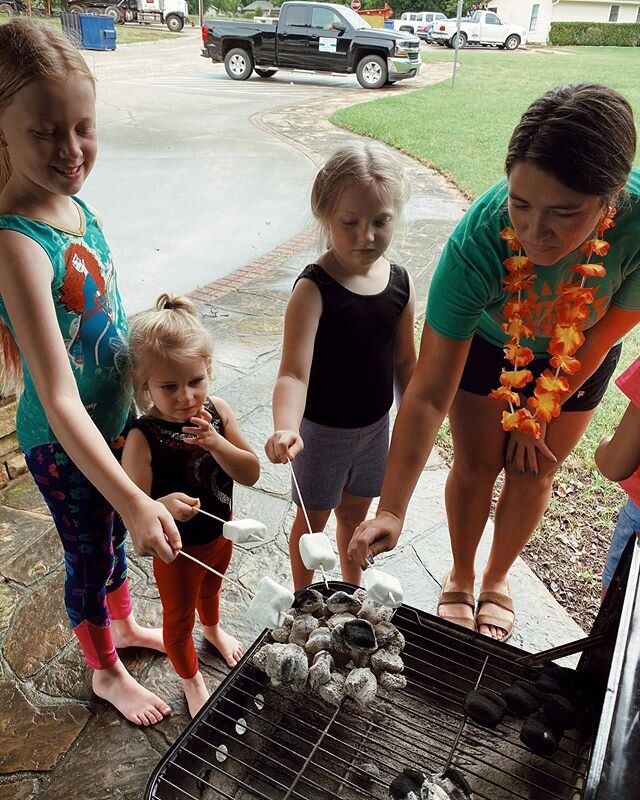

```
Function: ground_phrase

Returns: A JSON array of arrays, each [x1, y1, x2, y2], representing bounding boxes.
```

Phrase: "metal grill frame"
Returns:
[[145, 582, 603, 800]]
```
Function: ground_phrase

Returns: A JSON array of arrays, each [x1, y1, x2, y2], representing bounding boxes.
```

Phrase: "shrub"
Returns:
[[549, 21, 640, 47]]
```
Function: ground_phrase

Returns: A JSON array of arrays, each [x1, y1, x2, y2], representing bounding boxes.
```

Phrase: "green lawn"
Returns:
[[332, 47, 640, 198]]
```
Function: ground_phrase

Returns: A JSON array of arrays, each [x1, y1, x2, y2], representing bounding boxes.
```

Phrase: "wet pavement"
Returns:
[[0, 53, 585, 800]]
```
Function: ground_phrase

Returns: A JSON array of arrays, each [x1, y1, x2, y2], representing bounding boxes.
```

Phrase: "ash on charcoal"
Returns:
[[327, 611, 357, 629], [293, 588, 325, 615], [261, 643, 309, 687], [464, 687, 506, 728], [318, 671, 346, 706], [345, 666, 378, 708], [343, 618, 378, 652], [327, 590, 362, 615], [289, 614, 319, 646], [389, 767, 475, 800], [308, 650, 333, 690], [357, 762, 382, 786], [305, 626, 333, 655], [520, 712, 562, 757], [379, 671, 408, 692], [371, 649, 404, 674], [358, 597, 395, 625]]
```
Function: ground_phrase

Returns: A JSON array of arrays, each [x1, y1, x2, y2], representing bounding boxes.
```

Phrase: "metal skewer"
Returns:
[[289, 460, 330, 590], [194, 506, 263, 542]]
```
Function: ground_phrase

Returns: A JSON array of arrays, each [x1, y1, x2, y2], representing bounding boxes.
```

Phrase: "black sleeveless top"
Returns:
[[296, 263, 411, 428], [132, 398, 232, 546]]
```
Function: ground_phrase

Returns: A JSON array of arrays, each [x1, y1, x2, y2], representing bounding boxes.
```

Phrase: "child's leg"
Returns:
[[602, 497, 640, 600], [289, 506, 333, 590], [196, 537, 244, 668], [106, 514, 165, 653], [153, 552, 208, 717], [334, 492, 373, 585], [25, 444, 170, 726]]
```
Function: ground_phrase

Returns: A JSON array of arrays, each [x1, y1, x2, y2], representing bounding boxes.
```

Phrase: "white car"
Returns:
[[393, 11, 446, 37], [431, 9, 526, 50]]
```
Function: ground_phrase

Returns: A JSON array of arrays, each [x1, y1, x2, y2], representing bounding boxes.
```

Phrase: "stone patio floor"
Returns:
[[0, 67, 585, 799]]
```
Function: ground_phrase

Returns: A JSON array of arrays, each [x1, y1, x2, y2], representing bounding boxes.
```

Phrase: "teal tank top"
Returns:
[[0, 198, 132, 451]]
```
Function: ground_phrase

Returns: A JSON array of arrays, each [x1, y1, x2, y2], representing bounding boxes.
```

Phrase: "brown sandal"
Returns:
[[475, 590, 515, 642], [437, 573, 476, 632]]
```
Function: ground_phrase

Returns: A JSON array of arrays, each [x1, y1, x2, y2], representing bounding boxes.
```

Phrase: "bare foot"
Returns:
[[92, 659, 171, 725], [202, 624, 244, 667], [110, 614, 166, 653], [182, 671, 210, 717]]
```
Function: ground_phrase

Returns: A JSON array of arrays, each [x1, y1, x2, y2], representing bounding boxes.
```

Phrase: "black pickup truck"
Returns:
[[201, 1, 422, 89]]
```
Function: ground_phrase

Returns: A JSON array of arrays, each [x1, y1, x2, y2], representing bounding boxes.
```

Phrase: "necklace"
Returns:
[[489, 207, 616, 438]]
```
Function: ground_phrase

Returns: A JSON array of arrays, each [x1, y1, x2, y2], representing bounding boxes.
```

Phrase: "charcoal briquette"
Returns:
[[503, 680, 542, 717], [343, 618, 378, 652], [293, 588, 325, 615], [541, 692, 577, 730], [389, 767, 426, 800], [464, 687, 506, 728], [520, 712, 561, 757]]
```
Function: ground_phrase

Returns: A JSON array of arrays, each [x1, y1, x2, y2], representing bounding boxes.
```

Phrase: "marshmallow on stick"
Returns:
[[299, 532, 338, 571], [249, 576, 295, 629], [223, 519, 267, 544], [363, 567, 404, 608]]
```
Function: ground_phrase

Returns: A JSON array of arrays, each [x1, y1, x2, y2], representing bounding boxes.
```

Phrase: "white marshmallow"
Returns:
[[299, 532, 338, 571], [223, 519, 267, 544], [363, 568, 404, 609], [249, 577, 295, 629]]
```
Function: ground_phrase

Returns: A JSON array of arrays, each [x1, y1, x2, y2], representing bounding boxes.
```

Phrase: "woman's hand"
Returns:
[[506, 419, 557, 475], [265, 430, 303, 464], [158, 492, 201, 522], [122, 494, 182, 563], [347, 511, 403, 569], [182, 407, 220, 451]]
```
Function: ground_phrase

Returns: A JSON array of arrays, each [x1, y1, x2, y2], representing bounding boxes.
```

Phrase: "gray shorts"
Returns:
[[291, 414, 390, 511]]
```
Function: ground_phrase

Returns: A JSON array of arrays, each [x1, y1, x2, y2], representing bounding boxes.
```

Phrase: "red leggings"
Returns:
[[153, 537, 233, 679]]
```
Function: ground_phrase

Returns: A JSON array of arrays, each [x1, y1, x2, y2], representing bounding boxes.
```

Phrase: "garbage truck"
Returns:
[[64, 0, 189, 31]]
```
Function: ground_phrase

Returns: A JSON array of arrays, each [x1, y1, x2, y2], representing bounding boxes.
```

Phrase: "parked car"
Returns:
[[393, 10, 445, 37], [430, 9, 526, 50], [201, 1, 422, 90]]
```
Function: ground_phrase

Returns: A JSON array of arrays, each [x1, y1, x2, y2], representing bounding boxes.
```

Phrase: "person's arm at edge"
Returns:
[[595, 401, 640, 482], [393, 275, 417, 404]]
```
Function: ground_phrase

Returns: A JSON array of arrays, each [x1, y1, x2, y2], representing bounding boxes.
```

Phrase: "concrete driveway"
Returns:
[[82, 29, 427, 313]]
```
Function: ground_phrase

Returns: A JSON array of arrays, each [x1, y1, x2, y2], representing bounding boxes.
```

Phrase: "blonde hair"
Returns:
[[0, 19, 95, 397], [128, 294, 214, 413], [311, 142, 410, 246]]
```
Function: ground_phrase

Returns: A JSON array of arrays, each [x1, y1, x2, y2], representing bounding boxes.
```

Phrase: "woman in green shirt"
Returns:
[[349, 83, 640, 641]]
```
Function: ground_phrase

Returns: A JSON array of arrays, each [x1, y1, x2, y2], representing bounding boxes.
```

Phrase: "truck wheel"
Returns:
[[356, 54, 388, 89], [105, 6, 122, 22], [69, 4, 84, 12], [255, 68, 277, 78], [451, 31, 467, 48], [225, 47, 254, 81], [504, 34, 520, 51], [165, 13, 184, 32]]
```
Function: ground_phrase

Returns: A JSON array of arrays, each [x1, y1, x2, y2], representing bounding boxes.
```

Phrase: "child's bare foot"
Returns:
[[182, 671, 210, 718], [110, 615, 166, 653], [92, 659, 171, 726], [202, 624, 244, 667]]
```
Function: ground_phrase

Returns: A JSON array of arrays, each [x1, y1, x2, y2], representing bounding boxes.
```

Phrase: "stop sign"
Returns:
[[351, 0, 361, 10]]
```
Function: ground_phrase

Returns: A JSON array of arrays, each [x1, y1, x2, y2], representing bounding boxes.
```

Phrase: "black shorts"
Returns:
[[458, 334, 622, 412]]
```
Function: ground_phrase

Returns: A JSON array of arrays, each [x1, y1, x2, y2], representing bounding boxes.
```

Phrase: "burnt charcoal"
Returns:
[[264, 643, 309, 686], [327, 590, 361, 615], [503, 680, 542, 717], [343, 619, 378, 652], [541, 692, 577, 730], [536, 663, 574, 696], [389, 767, 425, 800], [345, 667, 378, 708], [464, 688, 506, 728], [379, 671, 407, 692], [330, 624, 349, 653], [370, 649, 404, 675], [308, 650, 333, 690], [358, 597, 395, 625], [520, 712, 561, 757], [293, 588, 325, 615], [318, 671, 346, 706], [327, 611, 357, 629], [305, 626, 332, 656], [357, 761, 381, 786], [289, 614, 319, 646], [374, 621, 399, 646], [425, 768, 475, 799]]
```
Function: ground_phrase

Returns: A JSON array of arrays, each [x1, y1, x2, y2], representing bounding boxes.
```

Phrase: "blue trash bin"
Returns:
[[384, 19, 394, 29], [60, 11, 116, 51]]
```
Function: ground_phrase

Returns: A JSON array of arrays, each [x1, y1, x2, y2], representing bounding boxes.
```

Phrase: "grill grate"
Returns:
[[146, 586, 596, 800]]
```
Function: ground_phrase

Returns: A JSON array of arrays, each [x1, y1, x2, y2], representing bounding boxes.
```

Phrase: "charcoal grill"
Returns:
[[145, 538, 640, 800]]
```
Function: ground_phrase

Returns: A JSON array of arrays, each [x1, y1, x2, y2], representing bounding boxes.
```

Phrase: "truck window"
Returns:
[[311, 7, 341, 30], [282, 4, 310, 27], [471, 10, 480, 22], [485, 13, 502, 25]]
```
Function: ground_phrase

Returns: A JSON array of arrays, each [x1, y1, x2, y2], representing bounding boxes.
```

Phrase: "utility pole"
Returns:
[[451, 0, 463, 88]]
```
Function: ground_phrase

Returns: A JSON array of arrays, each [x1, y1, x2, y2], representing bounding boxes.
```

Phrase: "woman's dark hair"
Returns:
[[505, 83, 636, 199]]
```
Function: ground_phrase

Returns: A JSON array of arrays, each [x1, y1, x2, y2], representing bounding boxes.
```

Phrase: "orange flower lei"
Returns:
[[490, 207, 617, 438]]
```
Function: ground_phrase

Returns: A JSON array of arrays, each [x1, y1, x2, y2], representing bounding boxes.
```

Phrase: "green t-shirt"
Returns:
[[426, 167, 640, 357], [0, 198, 132, 451]]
